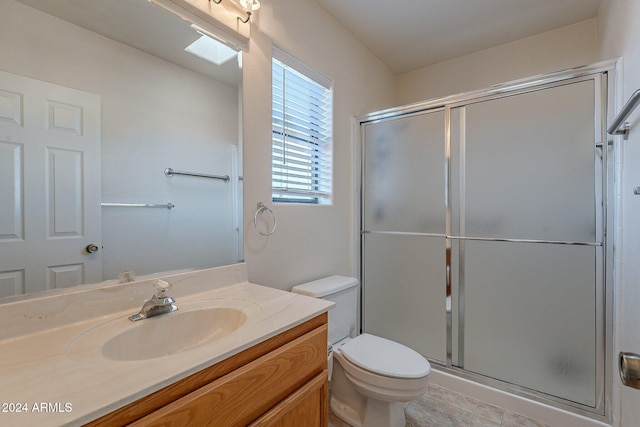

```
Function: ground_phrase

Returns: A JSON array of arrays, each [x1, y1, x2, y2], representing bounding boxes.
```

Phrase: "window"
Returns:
[[272, 48, 332, 203]]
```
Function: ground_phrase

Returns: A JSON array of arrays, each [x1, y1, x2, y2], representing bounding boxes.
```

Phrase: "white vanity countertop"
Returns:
[[0, 264, 332, 426]]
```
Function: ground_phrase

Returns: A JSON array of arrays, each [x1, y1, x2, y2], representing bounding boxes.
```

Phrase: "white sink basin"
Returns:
[[65, 298, 261, 362], [102, 307, 247, 361]]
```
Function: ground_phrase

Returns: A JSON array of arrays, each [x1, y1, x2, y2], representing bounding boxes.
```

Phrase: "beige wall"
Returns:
[[242, 0, 396, 290], [395, 19, 599, 105], [598, 0, 640, 426]]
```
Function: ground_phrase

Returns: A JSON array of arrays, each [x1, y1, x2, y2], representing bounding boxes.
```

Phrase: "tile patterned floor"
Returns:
[[328, 384, 551, 427]]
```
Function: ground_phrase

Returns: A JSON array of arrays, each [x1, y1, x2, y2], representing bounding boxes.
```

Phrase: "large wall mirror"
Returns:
[[0, 0, 244, 302]]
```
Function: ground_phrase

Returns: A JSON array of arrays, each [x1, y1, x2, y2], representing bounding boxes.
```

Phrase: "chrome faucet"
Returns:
[[128, 280, 178, 322]]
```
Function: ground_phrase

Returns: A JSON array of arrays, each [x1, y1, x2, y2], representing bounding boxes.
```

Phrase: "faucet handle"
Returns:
[[153, 279, 173, 297]]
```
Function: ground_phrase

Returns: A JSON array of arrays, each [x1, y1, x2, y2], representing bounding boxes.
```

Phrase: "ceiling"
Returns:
[[17, 0, 602, 80], [315, 0, 603, 74]]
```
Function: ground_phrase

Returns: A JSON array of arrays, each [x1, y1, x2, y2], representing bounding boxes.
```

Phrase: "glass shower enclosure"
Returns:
[[359, 63, 614, 417]]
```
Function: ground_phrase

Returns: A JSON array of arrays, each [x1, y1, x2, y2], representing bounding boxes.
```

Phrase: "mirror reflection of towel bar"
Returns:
[[164, 167, 230, 182], [101, 202, 175, 209]]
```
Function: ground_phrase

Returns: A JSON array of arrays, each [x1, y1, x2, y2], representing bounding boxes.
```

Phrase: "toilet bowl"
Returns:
[[291, 276, 430, 427], [330, 334, 430, 427]]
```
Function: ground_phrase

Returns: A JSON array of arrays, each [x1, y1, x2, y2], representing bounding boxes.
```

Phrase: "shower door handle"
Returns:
[[619, 352, 640, 389]]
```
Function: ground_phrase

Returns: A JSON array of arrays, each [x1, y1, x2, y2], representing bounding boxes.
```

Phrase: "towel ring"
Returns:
[[254, 202, 277, 236]]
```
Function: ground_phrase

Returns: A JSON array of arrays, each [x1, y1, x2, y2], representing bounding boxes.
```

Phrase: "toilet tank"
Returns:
[[291, 276, 359, 345]]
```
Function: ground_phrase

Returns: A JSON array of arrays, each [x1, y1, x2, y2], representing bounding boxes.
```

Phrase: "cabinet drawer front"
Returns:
[[131, 324, 328, 427], [249, 371, 328, 427]]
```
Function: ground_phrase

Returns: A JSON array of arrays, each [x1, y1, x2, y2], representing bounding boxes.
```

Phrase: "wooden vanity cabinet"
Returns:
[[84, 313, 328, 427]]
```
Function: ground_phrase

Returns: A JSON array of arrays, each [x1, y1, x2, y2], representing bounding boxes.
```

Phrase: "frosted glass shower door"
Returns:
[[362, 109, 447, 363], [452, 79, 602, 407]]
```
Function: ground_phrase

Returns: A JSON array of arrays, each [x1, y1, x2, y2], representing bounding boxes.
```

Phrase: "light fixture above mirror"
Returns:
[[204, 0, 262, 24], [239, 0, 260, 10], [237, 0, 260, 23], [150, 0, 256, 46], [204, 0, 261, 24]]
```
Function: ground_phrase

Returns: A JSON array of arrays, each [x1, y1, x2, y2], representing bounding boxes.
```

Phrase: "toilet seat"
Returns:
[[339, 333, 431, 379], [333, 344, 430, 402]]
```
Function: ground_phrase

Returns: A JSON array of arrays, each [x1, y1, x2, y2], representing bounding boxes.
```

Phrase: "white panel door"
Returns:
[[0, 71, 101, 297]]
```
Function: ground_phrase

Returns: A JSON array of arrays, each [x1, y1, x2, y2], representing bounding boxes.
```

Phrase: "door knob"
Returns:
[[86, 244, 99, 254]]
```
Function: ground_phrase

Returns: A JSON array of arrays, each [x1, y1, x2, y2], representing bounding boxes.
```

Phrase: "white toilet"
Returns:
[[291, 276, 430, 427]]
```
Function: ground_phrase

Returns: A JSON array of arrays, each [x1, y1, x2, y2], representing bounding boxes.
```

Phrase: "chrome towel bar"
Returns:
[[102, 202, 175, 209], [164, 167, 230, 182], [608, 88, 640, 140]]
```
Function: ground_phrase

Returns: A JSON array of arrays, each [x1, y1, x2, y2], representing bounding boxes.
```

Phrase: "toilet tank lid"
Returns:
[[291, 275, 358, 298]]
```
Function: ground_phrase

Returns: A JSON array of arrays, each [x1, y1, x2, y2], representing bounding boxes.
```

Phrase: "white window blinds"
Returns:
[[272, 49, 332, 203]]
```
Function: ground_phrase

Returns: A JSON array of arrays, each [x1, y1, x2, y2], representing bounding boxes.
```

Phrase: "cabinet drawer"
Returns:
[[131, 324, 328, 426], [249, 371, 328, 427]]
